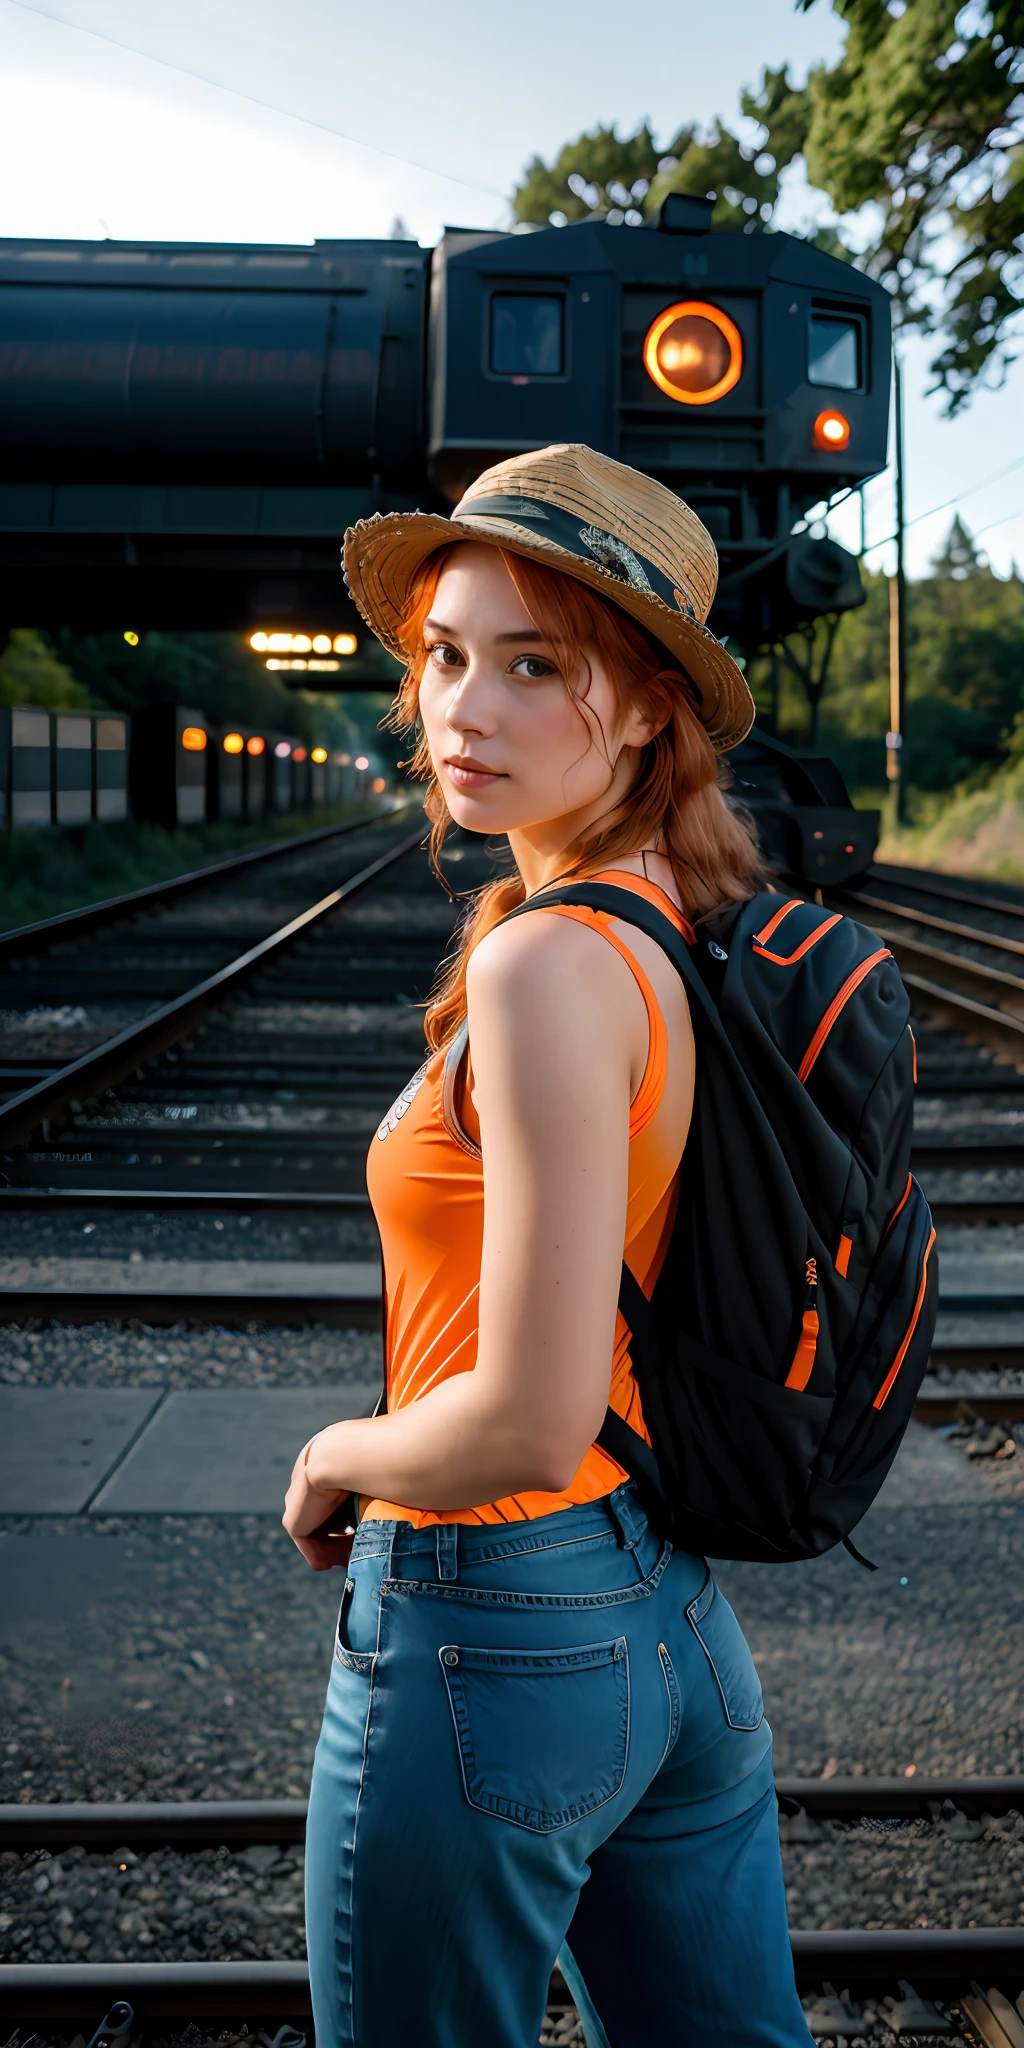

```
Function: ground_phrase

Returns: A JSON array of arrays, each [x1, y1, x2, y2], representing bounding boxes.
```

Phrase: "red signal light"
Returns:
[[813, 409, 851, 451]]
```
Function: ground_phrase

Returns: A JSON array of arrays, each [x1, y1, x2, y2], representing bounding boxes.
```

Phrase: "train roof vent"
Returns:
[[652, 193, 715, 236]]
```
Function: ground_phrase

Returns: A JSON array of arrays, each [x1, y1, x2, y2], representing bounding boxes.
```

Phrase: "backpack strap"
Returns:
[[504, 880, 728, 1532]]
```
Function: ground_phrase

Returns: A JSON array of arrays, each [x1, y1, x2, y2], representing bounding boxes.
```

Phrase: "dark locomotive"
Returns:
[[0, 193, 891, 875]]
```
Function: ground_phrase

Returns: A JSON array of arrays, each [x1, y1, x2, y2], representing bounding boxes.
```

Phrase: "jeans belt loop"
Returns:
[[610, 1484, 645, 1553], [435, 1522, 459, 1581]]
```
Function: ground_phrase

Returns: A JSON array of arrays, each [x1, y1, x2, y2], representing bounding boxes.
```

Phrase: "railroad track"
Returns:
[[4, 1787, 1024, 2035]]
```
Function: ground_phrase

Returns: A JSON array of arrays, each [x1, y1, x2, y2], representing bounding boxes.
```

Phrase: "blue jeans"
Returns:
[[305, 1485, 810, 2048]]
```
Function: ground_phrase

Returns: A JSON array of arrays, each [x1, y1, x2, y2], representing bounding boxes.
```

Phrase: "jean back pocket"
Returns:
[[685, 1574, 764, 1732], [439, 1636, 629, 1833]]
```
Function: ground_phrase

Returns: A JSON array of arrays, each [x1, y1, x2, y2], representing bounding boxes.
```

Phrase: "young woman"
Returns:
[[284, 446, 812, 2048]]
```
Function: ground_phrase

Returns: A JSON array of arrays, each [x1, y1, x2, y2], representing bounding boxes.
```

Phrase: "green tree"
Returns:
[[511, 117, 787, 233], [754, 2, 1024, 409], [0, 628, 91, 711]]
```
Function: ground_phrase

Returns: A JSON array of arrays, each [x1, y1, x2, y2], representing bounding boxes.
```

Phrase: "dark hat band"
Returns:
[[452, 493, 702, 624]]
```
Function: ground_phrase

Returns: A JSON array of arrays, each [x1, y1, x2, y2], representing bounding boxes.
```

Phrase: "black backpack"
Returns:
[[509, 882, 938, 1566]]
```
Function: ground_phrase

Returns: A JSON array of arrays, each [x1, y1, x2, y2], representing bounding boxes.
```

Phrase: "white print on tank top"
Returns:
[[376, 1062, 429, 1141]]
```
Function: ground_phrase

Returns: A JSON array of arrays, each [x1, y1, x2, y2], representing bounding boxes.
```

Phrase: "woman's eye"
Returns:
[[509, 655, 556, 680], [427, 642, 464, 669]]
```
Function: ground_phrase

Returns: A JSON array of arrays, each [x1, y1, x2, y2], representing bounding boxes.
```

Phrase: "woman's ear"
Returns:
[[620, 685, 672, 752]]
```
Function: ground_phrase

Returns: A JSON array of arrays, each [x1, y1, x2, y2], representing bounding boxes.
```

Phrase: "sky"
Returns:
[[2, 0, 1022, 583]]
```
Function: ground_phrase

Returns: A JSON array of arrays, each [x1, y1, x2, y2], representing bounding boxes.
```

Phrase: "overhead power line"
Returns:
[[4, 0, 508, 203], [860, 449, 1024, 557]]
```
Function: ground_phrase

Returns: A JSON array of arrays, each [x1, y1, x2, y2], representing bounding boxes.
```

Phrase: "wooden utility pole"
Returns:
[[886, 354, 908, 825]]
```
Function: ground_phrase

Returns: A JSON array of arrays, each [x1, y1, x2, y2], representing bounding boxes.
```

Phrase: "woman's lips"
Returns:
[[444, 758, 506, 789]]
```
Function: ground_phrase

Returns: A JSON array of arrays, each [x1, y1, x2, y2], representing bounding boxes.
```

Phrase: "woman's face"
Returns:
[[416, 543, 652, 848]]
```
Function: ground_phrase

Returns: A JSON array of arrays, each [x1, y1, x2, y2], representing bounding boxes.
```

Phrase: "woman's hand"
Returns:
[[282, 1436, 355, 1571]]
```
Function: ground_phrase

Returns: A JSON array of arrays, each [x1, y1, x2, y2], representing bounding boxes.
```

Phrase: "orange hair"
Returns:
[[385, 544, 765, 1051]]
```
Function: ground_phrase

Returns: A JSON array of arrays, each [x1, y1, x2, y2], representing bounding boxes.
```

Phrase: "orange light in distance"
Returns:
[[246, 735, 265, 756], [181, 727, 207, 752], [813, 408, 851, 450], [311, 746, 328, 764], [223, 732, 244, 754], [292, 746, 308, 763], [371, 776, 386, 794], [643, 301, 742, 405]]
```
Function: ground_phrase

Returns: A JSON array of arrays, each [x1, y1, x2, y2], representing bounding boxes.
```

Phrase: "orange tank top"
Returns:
[[362, 871, 693, 1525]]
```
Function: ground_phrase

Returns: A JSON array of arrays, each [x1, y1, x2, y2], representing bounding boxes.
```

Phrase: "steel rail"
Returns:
[[0, 824, 425, 1152], [903, 970, 1024, 1049], [867, 863, 1024, 923], [848, 890, 1024, 962], [4, 1778, 1024, 1850], [5, 1934, 1024, 2021], [0, 807, 398, 966]]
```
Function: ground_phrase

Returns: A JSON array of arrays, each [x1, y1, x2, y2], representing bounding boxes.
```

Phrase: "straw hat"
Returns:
[[342, 443, 754, 753]]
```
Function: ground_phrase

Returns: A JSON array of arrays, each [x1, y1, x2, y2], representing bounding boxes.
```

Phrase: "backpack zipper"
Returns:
[[785, 1259, 819, 1390], [872, 1227, 937, 1411], [797, 948, 892, 1084]]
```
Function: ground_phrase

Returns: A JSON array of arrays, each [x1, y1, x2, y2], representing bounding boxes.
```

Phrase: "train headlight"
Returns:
[[643, 301, 742, 405], [813, 408, 851, 450]]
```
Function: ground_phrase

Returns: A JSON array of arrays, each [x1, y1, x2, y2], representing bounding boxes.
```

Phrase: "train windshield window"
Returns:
[[490, 295, 564, 376], [808, 314, 862, 390]]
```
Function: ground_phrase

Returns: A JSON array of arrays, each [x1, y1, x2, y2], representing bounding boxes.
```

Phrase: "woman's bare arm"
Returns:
[[289, 912, 653, 1523]]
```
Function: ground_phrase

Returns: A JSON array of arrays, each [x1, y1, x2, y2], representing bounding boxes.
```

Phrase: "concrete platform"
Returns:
[[0, 1387, 164, 1512], [0, 1384, 381, 1514]]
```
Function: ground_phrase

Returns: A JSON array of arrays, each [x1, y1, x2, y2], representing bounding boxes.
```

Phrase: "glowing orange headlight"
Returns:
[[181, 727, 207, 752], [813, 408, 851, 451], [643, 301, 742, 405]]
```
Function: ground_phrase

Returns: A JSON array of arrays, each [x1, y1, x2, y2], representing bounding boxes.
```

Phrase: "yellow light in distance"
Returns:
[[312, 634, 332, 654], [813, 408, 851, 450], [249, 631, 268, 652], [267, 632, 293, 652], [123, 630, 139, 646], [223, 732, 244, 754], [642, 301, 743, 406], [291, 634, 312, 654], [181, 726, 207, 752], [246, 735, 265, 755], [311, 746, 328, 764], [333, 633, 358, 656]]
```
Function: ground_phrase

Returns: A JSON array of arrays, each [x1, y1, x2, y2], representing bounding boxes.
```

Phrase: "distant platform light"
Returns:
[[123, 630, 139, 646], [643, 301, 742, 405], [311, 746, 328, 764], [313, 634, 333, 654], [265, 657, 341, 673], [355, 755, 370, 770], [274, 740, 292, 758], [371, 776, 386, 794], [338, 753, 351, 765], [250, 629, 355, 656], [813, 408, 851, 450], [292, 746, 308, 762], [181, 726, 207, 752], [246, 735, 265, 755], [334, 633, 358, 656], [223, 732, 244, 754]]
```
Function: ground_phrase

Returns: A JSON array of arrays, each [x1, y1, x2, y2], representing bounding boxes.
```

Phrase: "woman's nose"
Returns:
[[445, 665, 495, 736]]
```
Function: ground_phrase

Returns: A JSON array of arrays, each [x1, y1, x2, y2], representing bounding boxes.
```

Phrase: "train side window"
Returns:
[[808, 313, 863, 391], [490, 295, 564, 376]]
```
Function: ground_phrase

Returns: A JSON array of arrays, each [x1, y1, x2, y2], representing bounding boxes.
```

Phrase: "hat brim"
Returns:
[[342, 509, 754, 754]]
